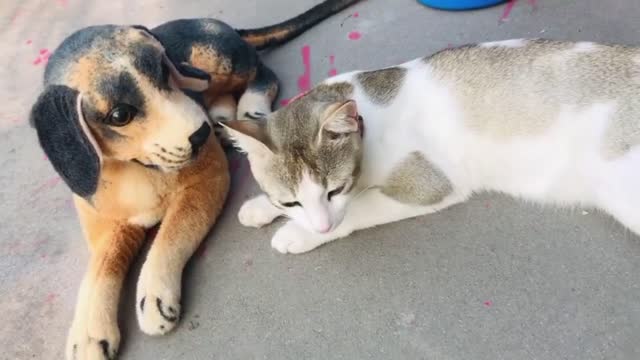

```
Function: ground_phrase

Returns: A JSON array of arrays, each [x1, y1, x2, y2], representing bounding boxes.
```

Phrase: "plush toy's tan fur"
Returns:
[[69, 134, 228, 359], [29, 2, 360, 359]]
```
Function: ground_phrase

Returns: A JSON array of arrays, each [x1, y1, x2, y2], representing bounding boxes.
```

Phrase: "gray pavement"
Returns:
[[1, 0, 639, 359]]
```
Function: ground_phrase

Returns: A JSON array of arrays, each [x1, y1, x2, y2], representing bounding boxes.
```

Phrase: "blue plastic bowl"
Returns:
[[417, 0, 507, 11]]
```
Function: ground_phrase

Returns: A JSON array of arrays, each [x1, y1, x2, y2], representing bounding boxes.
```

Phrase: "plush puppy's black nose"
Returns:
[[188, 123, 211, 156]]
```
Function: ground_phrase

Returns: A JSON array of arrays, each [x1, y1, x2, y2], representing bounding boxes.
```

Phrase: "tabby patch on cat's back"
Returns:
[[356, 67, 407, 105], [382, 151, 453, 206], [425, 38, 640, 158]]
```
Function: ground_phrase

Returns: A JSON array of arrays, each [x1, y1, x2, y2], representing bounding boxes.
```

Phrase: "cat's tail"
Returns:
[[236, 0, 359, 51]]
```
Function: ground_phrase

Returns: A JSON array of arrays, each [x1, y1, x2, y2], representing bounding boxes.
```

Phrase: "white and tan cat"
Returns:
[[224, 39, 640, 254]]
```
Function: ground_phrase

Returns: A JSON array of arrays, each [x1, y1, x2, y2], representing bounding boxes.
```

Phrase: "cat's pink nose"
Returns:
[[316, 223, 332, 233]]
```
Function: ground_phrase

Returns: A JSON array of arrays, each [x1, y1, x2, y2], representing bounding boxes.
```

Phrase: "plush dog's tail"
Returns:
[[237, 0, 360, 50]]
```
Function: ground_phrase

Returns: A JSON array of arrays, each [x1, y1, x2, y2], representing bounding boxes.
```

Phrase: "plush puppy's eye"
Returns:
[[328, 185, 345, 200], [280, 201, 301, 208], [106, 104, 137, 126]]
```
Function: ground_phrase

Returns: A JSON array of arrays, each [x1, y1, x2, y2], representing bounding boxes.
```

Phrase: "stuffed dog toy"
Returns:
[[29, 1, 359, 359]]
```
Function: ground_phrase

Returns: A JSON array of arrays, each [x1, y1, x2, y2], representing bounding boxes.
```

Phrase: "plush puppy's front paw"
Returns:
[[271, 222, 324, 254], [66, 317, 120, 360], [237, 91, 271, 121], [238, 195, 281, 228], [136, 262, 181, 336], [240, 110, 268, 120]]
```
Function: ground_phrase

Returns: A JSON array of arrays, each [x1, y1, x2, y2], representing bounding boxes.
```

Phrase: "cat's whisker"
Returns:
[[352, 185, 373, 200]]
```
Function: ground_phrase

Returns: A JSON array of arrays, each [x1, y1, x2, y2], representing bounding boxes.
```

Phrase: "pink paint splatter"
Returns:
[[32, 49, 51, 66], [297, 45, 312, 92], [46, 293, 58, 304], [56, 0, 68, 7], [32, 176, 61, 194], [35, 238, 49, 248], [10, 9, 24, 25], [348, 31, 362, 40], [500, 0, 517, 22], [328, 55, 337, 77], [45, 176, 61, 187], [340, 12, 360, 27], [484, 202, 491, 209], [8, 240, 21, 252], [26, 40, 32, 45], [65, 198, 75, 210], [280, 45, 314, 106], [483, 300, 493, 307]]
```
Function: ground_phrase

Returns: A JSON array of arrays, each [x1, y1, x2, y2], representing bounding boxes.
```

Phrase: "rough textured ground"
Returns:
[[1, 0, 639, 359]]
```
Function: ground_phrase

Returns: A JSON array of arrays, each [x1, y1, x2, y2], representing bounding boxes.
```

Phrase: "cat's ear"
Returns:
[[222, 120, 273, 160], [319, 100, 359, 138]]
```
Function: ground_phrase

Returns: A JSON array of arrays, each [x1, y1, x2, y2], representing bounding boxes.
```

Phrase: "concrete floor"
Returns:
[[1, 0, 640, 359]]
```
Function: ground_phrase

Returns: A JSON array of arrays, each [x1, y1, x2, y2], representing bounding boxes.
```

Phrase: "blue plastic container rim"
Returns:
[[417, 0, 507, 11]]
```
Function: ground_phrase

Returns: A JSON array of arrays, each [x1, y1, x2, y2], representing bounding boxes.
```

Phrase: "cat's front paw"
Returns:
[[271, 222, 325, 254], [66, 316, 120, 360], [238, 195, 281, 228], [136, 261, 181, 336]]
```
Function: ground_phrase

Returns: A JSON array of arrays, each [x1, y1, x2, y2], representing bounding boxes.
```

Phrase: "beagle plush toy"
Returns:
[[29, 1, 359, 359]]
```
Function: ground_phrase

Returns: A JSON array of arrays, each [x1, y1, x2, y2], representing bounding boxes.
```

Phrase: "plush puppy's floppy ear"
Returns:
[[163, 53, 211, 92], [30, 85, 102, 198]]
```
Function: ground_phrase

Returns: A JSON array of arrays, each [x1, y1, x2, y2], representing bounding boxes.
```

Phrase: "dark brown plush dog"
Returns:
[[29, 1, 359, 359]]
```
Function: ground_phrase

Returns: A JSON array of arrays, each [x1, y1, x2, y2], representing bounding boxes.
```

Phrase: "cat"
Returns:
[[223, 39, 640, 254]]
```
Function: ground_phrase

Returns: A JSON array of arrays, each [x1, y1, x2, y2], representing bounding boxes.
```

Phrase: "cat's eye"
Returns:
[[326, 131, 345, 141], [106, 104, 137, 126], [328, 185, 345, 200], [280, 201, 301, 208]]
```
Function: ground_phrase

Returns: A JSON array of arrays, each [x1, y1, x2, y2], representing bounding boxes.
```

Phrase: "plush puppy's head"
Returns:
[[30, 25, 212, 198]]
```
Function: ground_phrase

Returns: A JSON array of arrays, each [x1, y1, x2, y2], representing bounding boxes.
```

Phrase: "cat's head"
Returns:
[[225, 97, 363, 233]]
